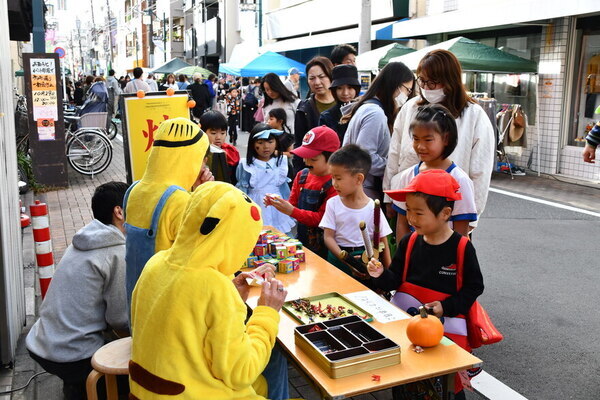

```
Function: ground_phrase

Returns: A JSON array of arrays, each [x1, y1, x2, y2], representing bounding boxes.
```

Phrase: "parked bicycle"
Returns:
[[64, 112, 113, 176]]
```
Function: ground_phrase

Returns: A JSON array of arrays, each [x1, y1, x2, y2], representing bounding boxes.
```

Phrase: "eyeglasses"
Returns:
[[417, 77, 441, 90], [401, 84, 413, 96]]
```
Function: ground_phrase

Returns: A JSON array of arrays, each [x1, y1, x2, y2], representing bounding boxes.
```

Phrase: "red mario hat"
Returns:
[[385, 169, 462, 202], [291, 126, 340, 159]]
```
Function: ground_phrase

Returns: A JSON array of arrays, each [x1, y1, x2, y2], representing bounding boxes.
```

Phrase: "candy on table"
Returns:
[[287, 257, 300, 271], [285, 243, 297, 255], [244, 256, 258, 268], [295, 249, 306, 263], [254, 244, 267, 256], [278, 259, 294, 274]]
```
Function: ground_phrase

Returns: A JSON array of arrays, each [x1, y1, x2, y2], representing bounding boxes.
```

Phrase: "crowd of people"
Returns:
[[28, 43, 498, 400]]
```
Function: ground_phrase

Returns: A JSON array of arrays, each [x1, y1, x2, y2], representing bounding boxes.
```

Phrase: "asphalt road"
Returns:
[[472, 191, 600, 399]]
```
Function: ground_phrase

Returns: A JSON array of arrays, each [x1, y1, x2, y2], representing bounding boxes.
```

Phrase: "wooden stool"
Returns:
[[86, 337, 132, 400]]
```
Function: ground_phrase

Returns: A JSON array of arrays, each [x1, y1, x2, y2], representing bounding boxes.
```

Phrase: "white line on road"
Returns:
[[471, 371, 528, 400], [489, 187, 600, 218]]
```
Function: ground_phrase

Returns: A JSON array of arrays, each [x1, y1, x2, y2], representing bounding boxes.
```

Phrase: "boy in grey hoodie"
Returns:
[[26, 181, 129, 400]]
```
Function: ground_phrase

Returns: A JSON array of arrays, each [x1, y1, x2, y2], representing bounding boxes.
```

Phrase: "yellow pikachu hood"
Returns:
[[125, 117, 209, 252], [142, 117, 208, 188], [165, 181, 263, 275], [130, 182, 280, 400]]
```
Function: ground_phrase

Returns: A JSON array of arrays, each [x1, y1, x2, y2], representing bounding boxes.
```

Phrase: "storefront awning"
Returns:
[[390, 0, 600, 39], [261, 22, 392, 53]]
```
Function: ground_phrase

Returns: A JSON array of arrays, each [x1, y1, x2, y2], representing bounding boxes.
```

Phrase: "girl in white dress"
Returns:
[[236, 124, 295, 234]]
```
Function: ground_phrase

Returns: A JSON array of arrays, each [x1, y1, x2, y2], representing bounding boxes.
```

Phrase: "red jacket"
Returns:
[[288, 170, 337, 227]]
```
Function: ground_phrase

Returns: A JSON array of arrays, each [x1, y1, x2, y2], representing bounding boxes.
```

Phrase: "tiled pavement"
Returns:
[[7, 128, 598, 399]]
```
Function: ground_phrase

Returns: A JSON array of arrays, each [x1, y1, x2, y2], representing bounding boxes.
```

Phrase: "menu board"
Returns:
[[30, 58, 59, 140]]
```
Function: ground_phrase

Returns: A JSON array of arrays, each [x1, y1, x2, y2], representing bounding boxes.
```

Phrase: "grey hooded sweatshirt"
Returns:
[[26, 219, 127, 362]]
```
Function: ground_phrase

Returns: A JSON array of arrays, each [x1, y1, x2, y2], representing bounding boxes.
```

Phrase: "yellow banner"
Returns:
[[123, 94, 190, 181]]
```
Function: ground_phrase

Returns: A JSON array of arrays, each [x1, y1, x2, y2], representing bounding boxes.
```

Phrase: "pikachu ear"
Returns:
[[199, 217, 220, 235]]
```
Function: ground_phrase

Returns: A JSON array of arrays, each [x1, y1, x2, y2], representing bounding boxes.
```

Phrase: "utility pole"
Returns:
[[90, 0, 97, 73], [76, 19, 85, 75], [106, 0, 115, 68], [32, 0, 46, 52], [163, 12, 167, 62], [358, 0, 371, 54]]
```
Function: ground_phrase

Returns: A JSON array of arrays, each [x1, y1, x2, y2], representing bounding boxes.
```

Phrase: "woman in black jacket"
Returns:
[[319, 64, 361, 144], [293, 56, 335, 174]]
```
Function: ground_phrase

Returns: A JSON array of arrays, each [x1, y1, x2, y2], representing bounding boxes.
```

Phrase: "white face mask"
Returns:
[[421, 88, 446, 104], [395, 92, 408, 108]]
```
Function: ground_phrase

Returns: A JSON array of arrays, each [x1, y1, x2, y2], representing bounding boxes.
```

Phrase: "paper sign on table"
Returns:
[[345, 290, 409, 323]]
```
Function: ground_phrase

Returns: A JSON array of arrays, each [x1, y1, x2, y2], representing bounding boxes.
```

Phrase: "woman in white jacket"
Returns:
[[384, 50, 495, 221]]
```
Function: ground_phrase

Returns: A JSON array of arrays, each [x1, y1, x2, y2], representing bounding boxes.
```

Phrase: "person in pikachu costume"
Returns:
[[123, 117, 209, 307], [129, 181, 288, 399]]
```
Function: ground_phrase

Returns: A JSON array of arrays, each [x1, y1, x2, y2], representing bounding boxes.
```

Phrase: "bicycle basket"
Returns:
[[79, 112, 108, 129]]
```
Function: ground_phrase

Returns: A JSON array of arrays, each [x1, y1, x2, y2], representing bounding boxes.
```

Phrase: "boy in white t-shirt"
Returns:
[[320, 145, 392, 284]]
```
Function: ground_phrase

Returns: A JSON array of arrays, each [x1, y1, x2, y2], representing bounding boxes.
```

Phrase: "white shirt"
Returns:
[[319, 196, 393, 247], [146, 79, 158, 92], [392, 162, 478, 222], [384, 97, 495, 216], [123, 79, 151, 94]]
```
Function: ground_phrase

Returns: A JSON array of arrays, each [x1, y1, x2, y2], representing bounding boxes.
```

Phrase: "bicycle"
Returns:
[[64, 112, 113, 176]]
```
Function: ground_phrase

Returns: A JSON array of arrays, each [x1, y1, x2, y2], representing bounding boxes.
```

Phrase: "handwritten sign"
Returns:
[[345, 290, 409, 323], [30, 58, 59, 136]]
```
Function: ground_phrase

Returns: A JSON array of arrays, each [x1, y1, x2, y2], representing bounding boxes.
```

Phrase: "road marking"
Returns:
[[116, 133, 123, 143], [489, 187, 600, 218], [471, 370, 528, 400]]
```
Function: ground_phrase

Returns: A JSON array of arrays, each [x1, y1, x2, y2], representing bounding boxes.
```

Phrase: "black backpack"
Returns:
[[243, 89, 258, 107]]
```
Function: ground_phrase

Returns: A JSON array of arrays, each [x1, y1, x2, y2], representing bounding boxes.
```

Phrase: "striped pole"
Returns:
[[29, 200, 54, 298]]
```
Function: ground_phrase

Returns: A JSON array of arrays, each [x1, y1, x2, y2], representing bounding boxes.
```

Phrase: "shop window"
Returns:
[[569, 31, 600, 146]]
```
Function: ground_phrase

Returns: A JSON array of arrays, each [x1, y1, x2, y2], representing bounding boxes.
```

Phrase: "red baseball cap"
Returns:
[[385, 169, 463, 202], [291, 126, 340, 159]]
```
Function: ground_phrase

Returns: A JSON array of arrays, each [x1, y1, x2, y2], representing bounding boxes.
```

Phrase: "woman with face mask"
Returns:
[[342, 62, 415, 200], [384, 49, 495, 221]]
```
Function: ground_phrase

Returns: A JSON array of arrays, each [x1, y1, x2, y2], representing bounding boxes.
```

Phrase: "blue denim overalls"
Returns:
[[123, 181, 185, 313], [296, 168, 332, 258]]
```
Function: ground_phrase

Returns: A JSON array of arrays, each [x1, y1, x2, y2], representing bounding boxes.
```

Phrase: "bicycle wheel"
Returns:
[[107, 120, 118, 140], [66, 130, 113, 175]]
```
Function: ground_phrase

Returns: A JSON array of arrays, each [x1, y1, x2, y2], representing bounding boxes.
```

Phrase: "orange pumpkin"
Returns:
[[406, 306, 444, 347], [187, 100, 196, 109], [166, 87, 175, 96], [136, 90, 145, 98]]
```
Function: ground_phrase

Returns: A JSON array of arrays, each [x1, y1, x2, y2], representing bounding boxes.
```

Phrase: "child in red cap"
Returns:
[[368, 169, 484, 399], [268, 126, 340, 257]]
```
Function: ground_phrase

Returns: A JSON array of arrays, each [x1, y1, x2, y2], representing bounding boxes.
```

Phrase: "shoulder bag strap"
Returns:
[[402, 232, 419, 283], [455, 236, 469, 291]]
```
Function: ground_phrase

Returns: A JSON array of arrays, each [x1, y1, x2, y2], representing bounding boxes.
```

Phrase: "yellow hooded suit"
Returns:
[[124, 117, 209, 305], [129, 182, 279, 399]]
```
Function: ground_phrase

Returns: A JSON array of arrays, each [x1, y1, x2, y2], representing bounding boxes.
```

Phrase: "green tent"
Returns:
[[356, 43, 416, 72], [174, 65, 214, 78], [388, 37, 537, 73], [152, 58, 193, 75]]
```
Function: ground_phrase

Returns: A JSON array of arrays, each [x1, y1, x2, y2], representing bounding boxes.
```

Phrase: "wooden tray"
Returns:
[[283, 292, 373, 324]]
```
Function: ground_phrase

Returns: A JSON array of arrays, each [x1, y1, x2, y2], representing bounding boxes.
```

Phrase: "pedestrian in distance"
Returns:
[[330, 43, 358, 66], [369, 169, 485, 399], [343, 61, 415, 201], [123, 67, 150, 94], [146, 73, 159, 92], [284, 67, 300, 98], [261, 72, 298, 138], [163, 73, 179, 90], [225, 86, 241, 145], [236, 124, 295, 235], [385, 49, 495, 221], [188, 72, 212, 121], [177, 73, 189, 90], [391, 104, 477, 240], [293, 56, 335, 174], [319, 64, 361, 143], [26, 182, 129, 400]]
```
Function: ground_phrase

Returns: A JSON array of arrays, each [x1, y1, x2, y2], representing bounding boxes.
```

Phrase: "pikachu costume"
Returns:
[[129, 182, 280, 400], [124, 117, 209, 307]]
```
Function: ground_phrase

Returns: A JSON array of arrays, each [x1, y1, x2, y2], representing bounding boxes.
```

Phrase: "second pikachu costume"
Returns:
[[124, 117, 209, 306], [129, 182, 279, 399]]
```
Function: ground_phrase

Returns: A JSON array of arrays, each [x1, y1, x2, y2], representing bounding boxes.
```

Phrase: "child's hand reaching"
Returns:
[[268, 196, 294, 216], [367, 258, 384, 278], [423, 301, 443, 318]]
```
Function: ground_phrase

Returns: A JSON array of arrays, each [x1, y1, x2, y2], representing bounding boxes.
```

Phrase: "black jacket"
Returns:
[[188, 82, 211, 118], [319, 102, 349, 144], [293, 94, 320, 174]]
